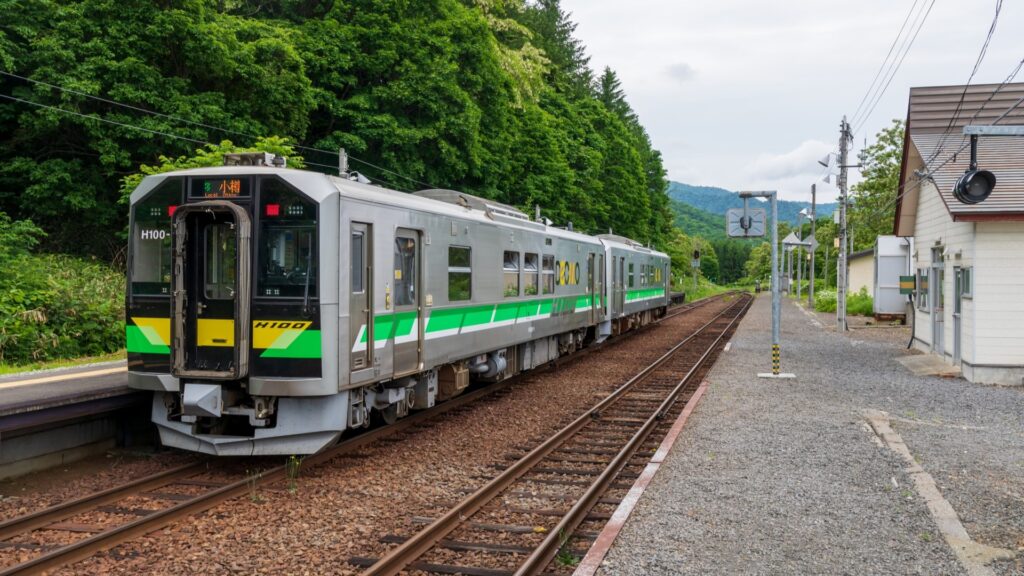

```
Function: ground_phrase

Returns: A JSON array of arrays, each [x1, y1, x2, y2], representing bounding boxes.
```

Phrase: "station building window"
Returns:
[[916, 269, 928, 311], [503, 251, 520, 297], [542, 255, 555, 294], [448, 246, 472, 301], [524, 253, 539, 295]]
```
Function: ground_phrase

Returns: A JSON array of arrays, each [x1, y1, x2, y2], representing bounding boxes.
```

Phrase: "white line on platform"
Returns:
[[0, 366, 127, 390], [863, 409, 1015, 576]]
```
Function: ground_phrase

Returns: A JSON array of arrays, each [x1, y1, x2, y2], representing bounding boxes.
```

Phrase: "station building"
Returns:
[[894, 82, 1024, 385]]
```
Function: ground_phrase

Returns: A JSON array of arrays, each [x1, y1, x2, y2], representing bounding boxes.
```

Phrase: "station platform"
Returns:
[[0, 361, 130, 417], [585, 293, 1024, 576], [0, 361, 148, 480]]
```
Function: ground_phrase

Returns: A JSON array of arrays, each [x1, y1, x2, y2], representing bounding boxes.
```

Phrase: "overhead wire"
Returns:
[[851, 0, 937, 136], [849, 0, 923, 128], [923, 0, 1005, 166]]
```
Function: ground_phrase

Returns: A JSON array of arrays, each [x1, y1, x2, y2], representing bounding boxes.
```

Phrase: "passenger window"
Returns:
[[352, 232, 364, 293], [394, 236, 417, 307], [628, 262, 635, 288], [524, 253, 539, 296], [448, 246, 472, 301], [542, 255, 555, 294], [641, 264, 647, 286], [503, 251, 520, 297]]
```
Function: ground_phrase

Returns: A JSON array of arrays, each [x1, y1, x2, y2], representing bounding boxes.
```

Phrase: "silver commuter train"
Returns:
[[125, 154, 670, 455]]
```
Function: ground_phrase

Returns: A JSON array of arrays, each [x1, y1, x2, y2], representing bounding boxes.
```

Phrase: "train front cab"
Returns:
[[127, 167, 344, 456]]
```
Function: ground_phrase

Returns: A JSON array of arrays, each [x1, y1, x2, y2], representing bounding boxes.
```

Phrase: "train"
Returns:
[[126, 153, 670, 455]]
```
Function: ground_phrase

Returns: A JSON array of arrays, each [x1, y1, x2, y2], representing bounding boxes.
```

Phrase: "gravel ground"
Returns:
[[598, 293, 1024, 576], [10, 298, 736, 575]]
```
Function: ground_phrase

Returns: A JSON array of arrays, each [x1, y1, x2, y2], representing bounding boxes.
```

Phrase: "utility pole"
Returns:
[[837, 117, 852, 331], [808, 183, 816, 306], [796, 220, 802, 301]]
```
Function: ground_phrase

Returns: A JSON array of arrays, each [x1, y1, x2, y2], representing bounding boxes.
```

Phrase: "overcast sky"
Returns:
[[560, 0, 1024, 202]]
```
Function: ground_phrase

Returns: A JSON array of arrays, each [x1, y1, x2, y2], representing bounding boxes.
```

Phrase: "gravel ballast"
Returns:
[[597, 293, 1023, 576]]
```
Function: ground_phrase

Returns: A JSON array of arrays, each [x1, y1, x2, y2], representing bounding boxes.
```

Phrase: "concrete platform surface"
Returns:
[[0, 361, 129, 416], [594, 294, 1024, 576], [897, 353, 963, 378]]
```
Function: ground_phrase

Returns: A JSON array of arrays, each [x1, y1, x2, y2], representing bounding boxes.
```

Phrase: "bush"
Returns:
[[813, 287, 873, 316], [0, 254, 124, 364], [814, 289, 837, 312]]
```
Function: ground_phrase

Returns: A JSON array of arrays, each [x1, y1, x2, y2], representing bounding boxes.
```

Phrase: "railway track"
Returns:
[[352, 293, 752, 576], [0, 293, 738, 575]]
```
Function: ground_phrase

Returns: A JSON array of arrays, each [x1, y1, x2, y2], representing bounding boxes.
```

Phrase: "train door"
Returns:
[[350, 222, 372, 372], [171, 201, 251, 379], [393, 228, 421, 376], [598, 254, 606, 318]]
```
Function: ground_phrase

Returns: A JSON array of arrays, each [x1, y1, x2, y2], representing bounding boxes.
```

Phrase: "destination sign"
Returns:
[[193, 177, 250, 198]]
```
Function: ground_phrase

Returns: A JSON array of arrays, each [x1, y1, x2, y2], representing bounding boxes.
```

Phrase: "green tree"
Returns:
[[849, 119, 905, 249]]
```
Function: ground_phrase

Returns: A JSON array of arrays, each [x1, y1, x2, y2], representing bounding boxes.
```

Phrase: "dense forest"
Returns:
[[0, 0, 673, 259]]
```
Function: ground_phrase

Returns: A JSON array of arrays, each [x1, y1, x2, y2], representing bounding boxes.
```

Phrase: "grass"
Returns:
[[0, 349, 126, 376]]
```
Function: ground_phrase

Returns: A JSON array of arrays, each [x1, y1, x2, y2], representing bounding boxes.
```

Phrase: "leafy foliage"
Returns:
[[0, 214, 124, 364], [0, 0, 672, 257], [813, 287, 873, 316], [850, 119, 905, 250]]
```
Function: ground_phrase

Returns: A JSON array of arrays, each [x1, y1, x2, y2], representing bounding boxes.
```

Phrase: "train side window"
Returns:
[[448, 246, 472, 301], [130, 179, 182, 296], [352, 232, 364, 293], [524, 253, 539, 296], [640, 264, 647, 286], [628, 262, 635, 288], [542, 255, 555, 294], [503, 251, 520, 297], [394, 237, 416, 307]]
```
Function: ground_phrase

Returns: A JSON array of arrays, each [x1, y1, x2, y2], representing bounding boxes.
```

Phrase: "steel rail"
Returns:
[[360, 294, 750, 576], [516, 295, 751, 575], [0, 292, 734, 575]]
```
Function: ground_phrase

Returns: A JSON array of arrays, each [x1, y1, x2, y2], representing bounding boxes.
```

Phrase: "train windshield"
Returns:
[[130, 179, 182, 295], [258, 178, 318, 298]]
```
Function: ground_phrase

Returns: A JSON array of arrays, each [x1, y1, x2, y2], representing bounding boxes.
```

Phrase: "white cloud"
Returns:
[[745, 140, 833, 181]]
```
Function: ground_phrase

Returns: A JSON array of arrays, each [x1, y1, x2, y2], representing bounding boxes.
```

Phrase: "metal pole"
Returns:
[[837, 117, 851, 331], [809, 184, 816, 306], [796, 220, 802, 301], [770, 191, 780, 375]]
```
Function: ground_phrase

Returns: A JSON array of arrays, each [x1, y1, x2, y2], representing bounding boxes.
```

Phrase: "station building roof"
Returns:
[[894, 82, 1024, 236]]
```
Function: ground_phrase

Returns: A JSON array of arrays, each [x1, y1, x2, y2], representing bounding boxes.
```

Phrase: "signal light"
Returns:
[[168, 205, 177, 217], [265, 203, 280, 217], [953, 169, 996, 205]]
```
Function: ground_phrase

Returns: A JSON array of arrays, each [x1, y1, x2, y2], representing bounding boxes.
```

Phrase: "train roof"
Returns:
[[133, 166, 606, 246]]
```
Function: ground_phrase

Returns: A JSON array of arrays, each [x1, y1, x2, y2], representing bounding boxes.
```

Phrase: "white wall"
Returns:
[[911, 180, 975, 363], [973, 222, 1024, 366], [848, 257, 873, 294]]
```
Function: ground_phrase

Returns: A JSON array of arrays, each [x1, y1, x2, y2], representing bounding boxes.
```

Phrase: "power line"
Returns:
[[0, 93, 211, 146], [852, 0, 937, 135], [924, 0, 1005, 166], [849, 0, 922, 128], [0, 70, 445, 191]]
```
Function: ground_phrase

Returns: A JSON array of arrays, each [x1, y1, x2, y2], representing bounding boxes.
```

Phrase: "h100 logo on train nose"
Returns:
[[254, 321, 312, 329]]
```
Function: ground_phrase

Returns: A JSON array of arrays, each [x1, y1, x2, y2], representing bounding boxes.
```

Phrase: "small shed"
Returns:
[[848, 249, 874, 294], [873, 235, 913, 316]]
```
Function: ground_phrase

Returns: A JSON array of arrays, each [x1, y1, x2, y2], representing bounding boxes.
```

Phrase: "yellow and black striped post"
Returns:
[[772, 344, 780, 375]]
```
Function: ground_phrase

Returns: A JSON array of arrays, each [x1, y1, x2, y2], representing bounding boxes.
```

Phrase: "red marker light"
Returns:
[[168, 205, 177, 217], [265, 203, 280, 217]]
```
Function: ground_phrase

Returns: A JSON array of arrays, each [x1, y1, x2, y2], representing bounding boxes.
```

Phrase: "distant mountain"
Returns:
[[668, 182, 836, 225], [671, 200, 727, 241]]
